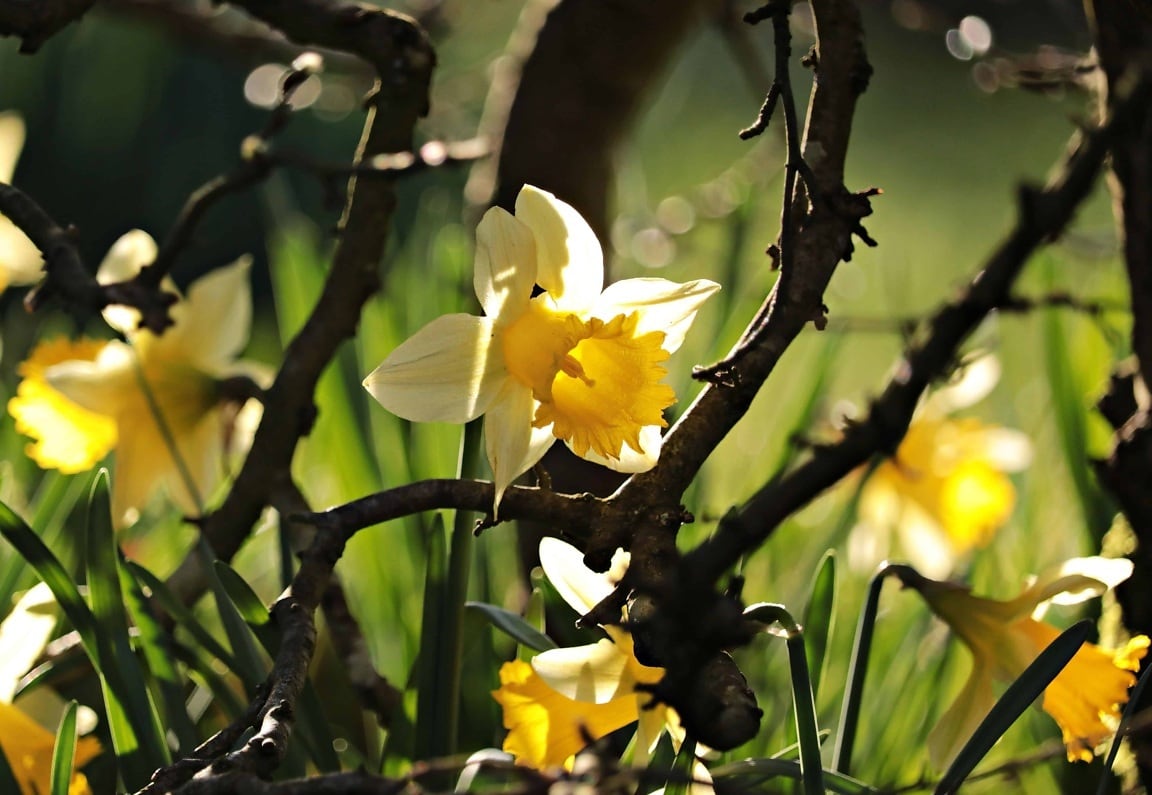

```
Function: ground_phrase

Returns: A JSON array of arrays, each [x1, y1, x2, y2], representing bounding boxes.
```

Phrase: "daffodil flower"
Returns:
[[854, 356, 1032, 576], [8, 230, 258, 525], [892, 557, 1150, 768], [0, 112, 44, 294], [492, 537, 682, 769], [0, 584, 101, 795], [364, 186, 719, 505]]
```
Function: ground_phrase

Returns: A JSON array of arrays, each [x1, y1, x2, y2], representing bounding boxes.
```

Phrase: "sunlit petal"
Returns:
[[539, 536, 618, 615], [169, 256, 253, 371], [0, 583, 56, 702], [44, 343, 136, 416], [364, 314, 503, 424], [532, 639, 633, 704], [595, 277, 721, 352], [0, 112, 24, 184], [474, 206, 536, 321], [579, 424, 662, 473], [484, 380, 553, 508], [97, 230, 160, 335], [514, 186, 603, 310]]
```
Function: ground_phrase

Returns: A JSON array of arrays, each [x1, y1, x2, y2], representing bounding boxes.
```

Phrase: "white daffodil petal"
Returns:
[[929, 354, 1001, 413], [0, 112, 24, 184], [634, 702, 668, 767], [484, 380, 552, 507], [44, 343, 136, 416], [531, 638, 631, 704], [928, 660, 996, 770], [474, 206, 536, 321], [97, 229, 158, 284], [0, 217, 43, 288], [364, 314, 503, 424], [1025, 557, 1134, 609], [98, 230, 161, 334], [514, 186, 603, 310], [579, 424, 662, 474], [980, 427, 1033, 472], [595, 277, 721, 352], [172, 256, 253, 371], [0, 582, 56, 701], [539, 537, 617, 614]]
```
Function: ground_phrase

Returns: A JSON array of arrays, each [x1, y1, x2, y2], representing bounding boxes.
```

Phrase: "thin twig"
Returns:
[[684, 73, 1152, 587]]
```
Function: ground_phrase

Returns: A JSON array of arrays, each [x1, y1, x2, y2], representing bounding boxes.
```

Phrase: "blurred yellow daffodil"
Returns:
[[892, 557, 1149, 768], [364, 186, 719, 506], [8, 230, 257, 525], [492, 537, 679, 769], [0, 112, 44, 294], [855, 356, 1032, 577], [0, 584, 101, 795]]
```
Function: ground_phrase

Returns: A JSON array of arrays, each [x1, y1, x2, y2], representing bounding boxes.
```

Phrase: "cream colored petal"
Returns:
[[928, 659, 996, 770], [633, 701, 669, 767], [98, 230, 160, 335], [484, 379, 553, 508], [0, 216, 43, 287], [539, 536, 617, 615], [169, 256, 253, 371], [578, 425, 662, 474], [514, 185, 603, 310], [473, 206, 536, 321], [1019, 557, 1134, 616], [532, 639, 632, 704], [166, 410, 224, 516], [928, 354, 1001, 413], [979, 427, 1033, 472], [595, 278, 721, 353], [111, 415, 168, 525], [44, 343, 136, 416], [0, 583, 56, 701], [0, 112, 24, 183], [364, 314, 504, 424]]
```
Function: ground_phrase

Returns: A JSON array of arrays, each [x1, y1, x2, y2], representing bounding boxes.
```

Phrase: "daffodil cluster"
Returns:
[[364, 186, 719, 504], [893, 558, 1149, 767], [8, 231, 259, 525], [492, 538, 684, 770]]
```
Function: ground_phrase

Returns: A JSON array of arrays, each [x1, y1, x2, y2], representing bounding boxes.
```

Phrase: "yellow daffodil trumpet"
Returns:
[[892, 558, 1149, 768], [492, 538, 687, 770], [364, 185, 719, 507]]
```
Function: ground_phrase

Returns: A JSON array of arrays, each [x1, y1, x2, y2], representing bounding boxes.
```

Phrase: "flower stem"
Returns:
[[832, 563, 897, 774], [745, 602, 825, 795]]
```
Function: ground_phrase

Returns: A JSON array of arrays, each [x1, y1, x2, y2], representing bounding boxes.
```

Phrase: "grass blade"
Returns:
[[85, 471, 171, 786], [744, 603, 824, 795], [466, 602, 557, 653], [802, 551, 837, 701], [48, 700, 78, 795]]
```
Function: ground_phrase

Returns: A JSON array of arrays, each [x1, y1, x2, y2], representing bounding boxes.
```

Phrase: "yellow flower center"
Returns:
[[502, 298, 674, 460]]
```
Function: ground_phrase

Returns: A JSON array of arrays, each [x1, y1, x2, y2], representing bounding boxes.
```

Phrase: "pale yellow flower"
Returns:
[[855, 356, 1031, 576], [364, 186, 719, 505], [9, 230, 256, 524], [0, 584, 101, 795], [893, 558, 1149, 768], [492, 538, 676, 769], [0, 112, 44, 293], [9, 338, 118, 473]]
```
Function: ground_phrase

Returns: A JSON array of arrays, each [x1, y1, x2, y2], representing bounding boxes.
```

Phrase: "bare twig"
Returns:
[[162, 1, 435, 607], [685, 74, 1152, 587]]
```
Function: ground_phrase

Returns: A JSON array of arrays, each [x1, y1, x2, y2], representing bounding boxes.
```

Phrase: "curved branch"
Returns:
[[685, 75, 1151, 585]]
